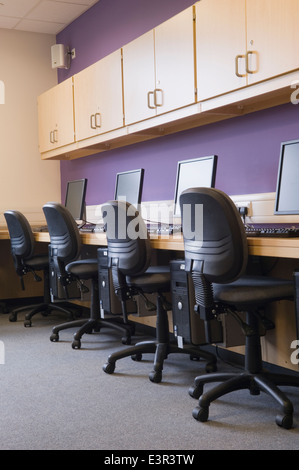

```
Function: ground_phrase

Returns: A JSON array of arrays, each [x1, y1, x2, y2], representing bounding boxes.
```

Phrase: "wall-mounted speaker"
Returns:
[[51, 44, 70, 69]]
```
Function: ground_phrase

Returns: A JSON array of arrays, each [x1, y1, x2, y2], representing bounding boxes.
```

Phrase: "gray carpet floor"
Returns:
[[0, 309, 299, 450]]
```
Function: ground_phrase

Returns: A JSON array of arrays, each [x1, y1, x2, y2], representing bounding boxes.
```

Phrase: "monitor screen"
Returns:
[[65, 178, 87, 221], [173, 155, 218, 217], [275, 140, 299, 214], [114, 169, 144, 207]]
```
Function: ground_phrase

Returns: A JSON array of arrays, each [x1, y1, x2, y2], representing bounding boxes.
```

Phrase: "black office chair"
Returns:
[[4, 210, 74, 327], [101, 200, 217, 383], [180, 187, 299, 429], [43, 202, 134, 349]]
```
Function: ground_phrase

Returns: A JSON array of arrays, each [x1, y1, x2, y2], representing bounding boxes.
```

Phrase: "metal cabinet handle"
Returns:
[[90, 114, 96, 129], [50, 130, 58, 143], [154, 88, 163, 107], [246, 50, 259, 74], [235, 54, 246, 77], [95, 112, 101, 128], [147, 91, 156, 109]]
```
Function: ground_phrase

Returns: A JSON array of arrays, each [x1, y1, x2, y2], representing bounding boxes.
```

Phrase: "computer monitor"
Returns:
[[114, 169, 144, 207], [65, 178, 87, 222], [173, 155, 218, 217], [275, 139, 299, 214]]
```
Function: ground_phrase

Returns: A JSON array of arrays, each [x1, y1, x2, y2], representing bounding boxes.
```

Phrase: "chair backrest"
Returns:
[[101, 200, 151, 277], [4, 210, 35, 274], [180, 187, 248, 283], [180, 188, 248, 333], [43, 202, 81, 267]]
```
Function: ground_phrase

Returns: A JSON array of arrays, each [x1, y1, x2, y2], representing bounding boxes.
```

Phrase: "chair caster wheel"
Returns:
[[131, 353, 142, 361], [205, 362, 217, 373], [72, 339, 81, 349], [103, 362, 115, 374], [122, 336, 131, 345], [50, 333, 59, 342], [188, 385, 203, 399], [24, 320, 32, 327], [192, 406, 209, 422], [149, 370, 162, 383], [9, 312, 17, 322], [276, 414, 293, 429]]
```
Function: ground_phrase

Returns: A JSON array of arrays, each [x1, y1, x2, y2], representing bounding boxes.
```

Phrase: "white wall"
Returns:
[[0, 29, 61, 224]]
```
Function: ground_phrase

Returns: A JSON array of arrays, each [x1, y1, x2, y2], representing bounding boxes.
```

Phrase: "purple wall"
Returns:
[[57, 0, 194, 80], [57, 0, 299, 205]]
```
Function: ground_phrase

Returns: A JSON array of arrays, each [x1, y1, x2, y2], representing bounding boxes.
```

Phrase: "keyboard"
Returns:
[[147, 224, 182, 235], [80, 223, 105, 233], [32, 225, 48, 232], [80, 223, 95, 232], [245, 227, 299, 238]]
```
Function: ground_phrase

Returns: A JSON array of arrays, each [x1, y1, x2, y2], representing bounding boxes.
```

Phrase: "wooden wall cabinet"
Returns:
[[37, 77, 75, 153], [246, 0, 299, 85], [37, 1, 298, 161], [122, 6, 195, 125], [195, 0, 299, 101], [73, 50, 124, 142], [195, 0, 247, 101]]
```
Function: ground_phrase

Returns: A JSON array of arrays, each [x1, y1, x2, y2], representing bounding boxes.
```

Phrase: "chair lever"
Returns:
[[226, 308, 256, 336], [77, 280, 89, 294], [19, 276, 25, 291], [159, 292, 172, 312], [253, 310, 275, 331], [27, 268, 42, 283], [32, 272, 42, 283], [139, 292, 156, 311]]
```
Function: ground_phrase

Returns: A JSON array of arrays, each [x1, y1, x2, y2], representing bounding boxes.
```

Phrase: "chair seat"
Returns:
[[66, 259, 98, 280], [26, 255, 49, 271], [127, 266, 170, 293], [213, 275, 294, 309]]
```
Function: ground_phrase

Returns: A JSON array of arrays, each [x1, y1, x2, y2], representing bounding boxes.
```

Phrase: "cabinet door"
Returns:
[[155, 6, 195, 114], [74, 50, 124, 141], [246, 0, 299, 85], [38, 88, 54, 153], [123, 30, 156, 125], [38, 77, 74, 153], [195, 0, 247, 101]]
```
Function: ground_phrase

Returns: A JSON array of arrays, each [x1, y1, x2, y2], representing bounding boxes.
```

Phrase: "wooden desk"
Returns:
[[3, 219, 299, 259], [0, 229, 11, 240], [1, 226, 299, 258], [247, 237, 299, 260], [28, 230, 299, 259], [152, 235, 299, 259], [2, 227, 299, 258]]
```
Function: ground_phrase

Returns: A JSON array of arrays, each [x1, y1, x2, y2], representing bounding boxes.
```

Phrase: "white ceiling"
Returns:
[[0, 0, 99, 35]]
